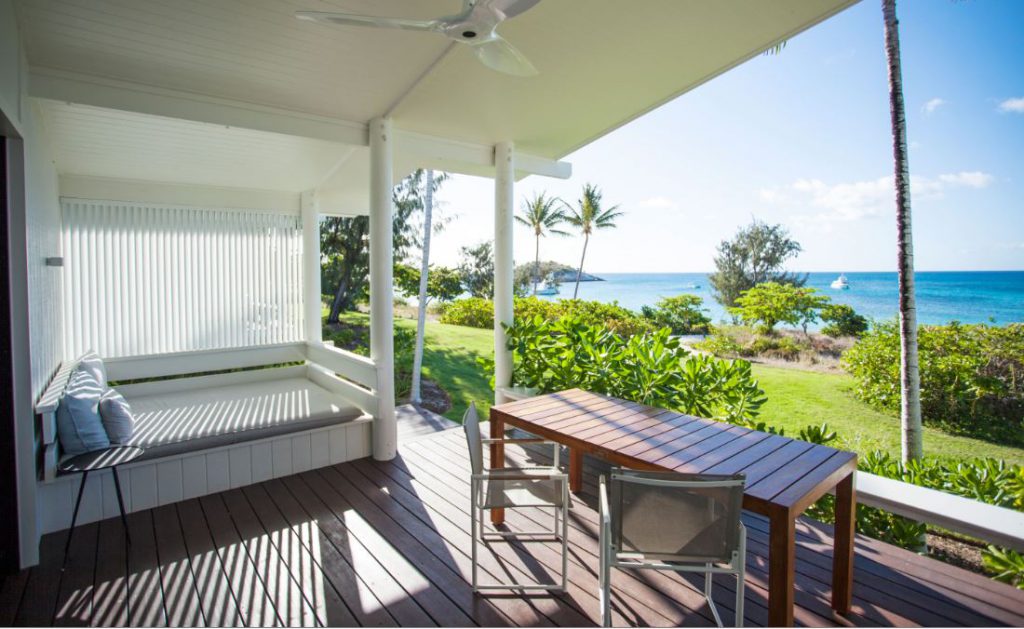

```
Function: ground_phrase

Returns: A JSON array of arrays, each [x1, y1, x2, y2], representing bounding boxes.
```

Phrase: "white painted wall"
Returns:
[[1, 0, 64, 567]]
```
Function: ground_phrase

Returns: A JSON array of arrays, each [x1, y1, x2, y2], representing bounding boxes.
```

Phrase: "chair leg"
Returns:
[[471, 485, 479, 592], [62, 470, 89, 570], [736, 527, 747, 628], [561, 482, 569, 591]]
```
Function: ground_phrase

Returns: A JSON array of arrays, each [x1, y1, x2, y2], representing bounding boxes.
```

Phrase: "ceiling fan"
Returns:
[[296, 0, 541, 77]]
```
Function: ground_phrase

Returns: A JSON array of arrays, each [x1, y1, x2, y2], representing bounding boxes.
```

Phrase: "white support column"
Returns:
[[369, 117, 397, 460], [494, 141, 515, 404], [301, 190, 322, 344]]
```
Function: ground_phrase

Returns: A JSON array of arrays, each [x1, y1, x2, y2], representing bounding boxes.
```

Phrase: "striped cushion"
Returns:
[[123, 378, 363, 460]]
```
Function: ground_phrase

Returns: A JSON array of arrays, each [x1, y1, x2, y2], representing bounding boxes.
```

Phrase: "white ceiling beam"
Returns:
[[29, 67, 369, 146], [394, 130, 572, 180]]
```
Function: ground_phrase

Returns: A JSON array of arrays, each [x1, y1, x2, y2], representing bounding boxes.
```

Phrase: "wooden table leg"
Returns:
[[832, 472, 856, 615], [569, 447, 583, 493], [489, 416, 505, 525], [768, 508, 796, 627]]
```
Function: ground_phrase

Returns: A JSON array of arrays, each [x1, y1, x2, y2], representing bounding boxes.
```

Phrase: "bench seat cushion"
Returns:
[[123, 377, 365, 460]]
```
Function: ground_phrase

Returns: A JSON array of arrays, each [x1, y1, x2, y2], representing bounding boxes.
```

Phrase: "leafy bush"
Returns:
[[439, 297, 494, 328], [323, 323, 416, 398], [843, 321, 1024, 442], [693, 332, 743, 357], [640, 294, 712, 335], [746, 335, 803, 360], [820, 304, 869, 338], [440, 296, 654, 336], [502, 315, 766, 425], [729, 282, 830, 334], [983, 546, 1024, 590]]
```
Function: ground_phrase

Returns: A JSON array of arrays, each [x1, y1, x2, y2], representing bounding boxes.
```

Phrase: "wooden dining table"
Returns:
[[488, 388, 857, 627]]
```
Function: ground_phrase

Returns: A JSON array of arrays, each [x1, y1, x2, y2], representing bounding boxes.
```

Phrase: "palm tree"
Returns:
[[565, 184, 624, 299], [515, 192, 568, 295], [883, 0, 922, 462]]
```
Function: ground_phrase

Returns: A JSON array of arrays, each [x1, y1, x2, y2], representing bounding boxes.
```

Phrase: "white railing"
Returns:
[[856, 471, 1024, 553], [61, 198, 304, 358]]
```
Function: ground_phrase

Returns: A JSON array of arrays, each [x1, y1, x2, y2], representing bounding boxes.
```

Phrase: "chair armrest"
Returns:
[[482, 437, 552, 445], [474, 467, 567, 481]]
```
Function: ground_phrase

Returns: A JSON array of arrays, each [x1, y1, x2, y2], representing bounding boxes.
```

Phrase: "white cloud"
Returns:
[[923, 97, 946, 114], [998, 97, 1024, 113], [760, 171, 995, 227], [639, 196, 677, 210], [937, 171, 994, 188]]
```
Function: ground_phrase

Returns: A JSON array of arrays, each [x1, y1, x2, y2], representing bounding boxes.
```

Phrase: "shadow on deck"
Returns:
[[2, 414, 1022, 627]]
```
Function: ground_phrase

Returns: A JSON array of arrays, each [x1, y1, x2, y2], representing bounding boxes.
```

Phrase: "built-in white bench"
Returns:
[[34, 341, 379, 535]]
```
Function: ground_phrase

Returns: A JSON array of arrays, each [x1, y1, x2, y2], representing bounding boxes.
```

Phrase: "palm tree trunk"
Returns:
[[533, 233, 540, 296], [883, 0, 922, 463], [573, 233, 590, 299], [411, 170, 433, 404]]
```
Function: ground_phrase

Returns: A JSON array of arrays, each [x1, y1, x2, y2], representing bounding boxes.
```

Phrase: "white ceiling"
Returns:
[[16, 0, 858, 160], [37, 99, 354, 192]]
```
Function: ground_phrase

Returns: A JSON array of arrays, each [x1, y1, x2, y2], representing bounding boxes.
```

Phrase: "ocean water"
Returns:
[[539, 271, 1024, 327]]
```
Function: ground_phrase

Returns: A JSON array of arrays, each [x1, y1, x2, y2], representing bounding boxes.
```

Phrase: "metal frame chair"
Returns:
[[599, 469, 747, 627], [463, 402, 569, 592]]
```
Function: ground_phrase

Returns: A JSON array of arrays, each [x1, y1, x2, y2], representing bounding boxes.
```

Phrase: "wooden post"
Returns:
[[569, 448, 584, 493], [369, 117, 396, 461], [493, 142, 514, 405], [832, 471, 856, 614], [769, 507, 796, 626], [300, 190, 322, 344]]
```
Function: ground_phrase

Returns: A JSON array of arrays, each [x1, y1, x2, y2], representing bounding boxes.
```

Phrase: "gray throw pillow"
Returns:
[[99, 388, 135, 444], [56, 366, 111, 456], [78, 351, 108, 389]]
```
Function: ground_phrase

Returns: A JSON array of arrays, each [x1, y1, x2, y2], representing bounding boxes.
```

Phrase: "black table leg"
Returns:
[[62, 470, 89, 570], [112, 466, 131, 546]]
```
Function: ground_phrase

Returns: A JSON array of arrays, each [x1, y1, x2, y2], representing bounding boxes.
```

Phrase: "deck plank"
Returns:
[[124, 510, 168, 626], [217, 489, 320, 626], [91, 517, 129, 627], [11, 423, 1024, 628], [175, 500, 244, 627], [52, 522, 98, 626], [197, 493, 282, 627], [151, 504, 205, 627]]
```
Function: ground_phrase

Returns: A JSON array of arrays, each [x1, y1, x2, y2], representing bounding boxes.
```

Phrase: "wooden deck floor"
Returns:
[[3, 419, 1023, 627]]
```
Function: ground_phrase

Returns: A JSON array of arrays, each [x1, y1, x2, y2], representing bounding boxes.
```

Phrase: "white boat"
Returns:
[[535, 281, 559, 296], [831, 274, 850, 290]]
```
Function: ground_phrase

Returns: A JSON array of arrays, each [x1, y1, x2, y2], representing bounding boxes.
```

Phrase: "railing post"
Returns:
[[493, 141, 514, 405], [369, 117, 396, 460], [301, 190, 322, 344]]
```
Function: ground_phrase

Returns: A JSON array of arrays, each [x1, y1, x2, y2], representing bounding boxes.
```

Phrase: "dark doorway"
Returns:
[[0, 136, 20, 574]]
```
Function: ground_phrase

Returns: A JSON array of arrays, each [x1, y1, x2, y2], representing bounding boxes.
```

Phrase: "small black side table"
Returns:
[[58, 445, 144, 568]]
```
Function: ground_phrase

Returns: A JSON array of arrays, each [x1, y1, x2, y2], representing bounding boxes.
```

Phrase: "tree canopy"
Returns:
[[709, 219, 806, 308]]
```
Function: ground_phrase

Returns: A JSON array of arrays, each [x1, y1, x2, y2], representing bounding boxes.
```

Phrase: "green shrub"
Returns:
[[693, 332, 743, 357], [820, 304, 869, 337], [439, 297, 494, 328], [843, 321, 1024, 442], [323, 323, 416, 398], [746, 335, 803, 360], [502, 315, 766, 425], [440, 296, 654, 336], [640, 294, 712, 335], [729, 282, 829, 334], [983, 546, 1024, 590]]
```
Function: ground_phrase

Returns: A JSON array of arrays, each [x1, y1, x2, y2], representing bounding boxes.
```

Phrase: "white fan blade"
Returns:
[[295, 11, 439, 32], [473, 36, 537, 76], [484, 0, 541, 19]]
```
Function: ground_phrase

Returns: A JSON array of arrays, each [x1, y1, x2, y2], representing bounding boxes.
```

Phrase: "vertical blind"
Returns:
[[62, 199, 304, 359]]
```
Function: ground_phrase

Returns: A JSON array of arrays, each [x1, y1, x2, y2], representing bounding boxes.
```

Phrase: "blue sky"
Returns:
[[426, 0, 1024, 273]]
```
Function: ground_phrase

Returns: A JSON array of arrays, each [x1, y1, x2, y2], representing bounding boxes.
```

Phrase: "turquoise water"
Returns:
[[541, 271, 1024, 326]]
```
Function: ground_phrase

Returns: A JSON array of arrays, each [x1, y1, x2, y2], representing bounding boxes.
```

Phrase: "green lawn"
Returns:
[[340, 314, 1024, 464]]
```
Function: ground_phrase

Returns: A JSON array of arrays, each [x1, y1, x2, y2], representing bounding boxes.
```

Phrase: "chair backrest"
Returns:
[[463, 402, 484, 475], [609, 469, 745, 563]]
